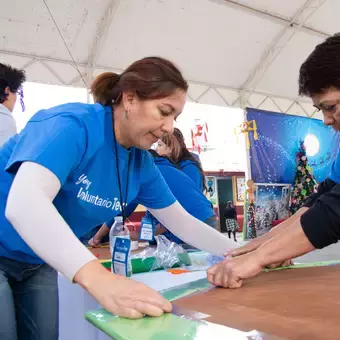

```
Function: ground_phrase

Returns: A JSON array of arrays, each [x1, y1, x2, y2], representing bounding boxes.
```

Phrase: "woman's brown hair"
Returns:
[[91, 57, 188, 106], [161, 128, 207, 192]]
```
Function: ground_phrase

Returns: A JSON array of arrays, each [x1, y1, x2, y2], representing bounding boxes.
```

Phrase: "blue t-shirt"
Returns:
[[190, 152, 201, 162], [0, 103, 175, 264], [109, 156, 214, 244], [156, 157, 213, 221], [179, 159, 204, 192], [153, 156, 214, 243]]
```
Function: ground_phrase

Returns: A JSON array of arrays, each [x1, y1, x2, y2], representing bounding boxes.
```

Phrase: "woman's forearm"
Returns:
[[5, 162, 96, 281], [149, 202, 239, 255]]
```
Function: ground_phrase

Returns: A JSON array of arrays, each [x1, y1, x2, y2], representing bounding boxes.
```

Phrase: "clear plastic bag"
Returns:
[[153, 235, 185, 269], [130, 235, 186, 272]]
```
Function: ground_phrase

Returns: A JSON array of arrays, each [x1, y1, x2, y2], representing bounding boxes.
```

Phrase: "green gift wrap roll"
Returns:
[[101, 252, 192, 274]]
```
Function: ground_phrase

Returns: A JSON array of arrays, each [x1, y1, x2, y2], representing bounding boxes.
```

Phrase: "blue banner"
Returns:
[[247, 108, 340, 184]]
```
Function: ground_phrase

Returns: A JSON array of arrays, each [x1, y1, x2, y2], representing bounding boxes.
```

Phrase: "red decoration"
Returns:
[[191, 121, 208, 154]]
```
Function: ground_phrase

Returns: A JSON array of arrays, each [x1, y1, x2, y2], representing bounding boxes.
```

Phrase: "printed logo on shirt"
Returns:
[[75, 174, 123, 211]]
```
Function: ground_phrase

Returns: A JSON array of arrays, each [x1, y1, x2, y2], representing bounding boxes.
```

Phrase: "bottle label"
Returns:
[[112, 237, 131, 277], [139, 216, 155, 241]]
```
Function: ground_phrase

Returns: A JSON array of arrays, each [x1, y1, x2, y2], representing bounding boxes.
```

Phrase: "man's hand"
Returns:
[[207, 252, 263, 288], [265, 259, 293, 269]]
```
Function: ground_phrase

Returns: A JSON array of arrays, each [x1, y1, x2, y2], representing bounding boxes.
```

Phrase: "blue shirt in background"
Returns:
[[156, 157, 213, 222], [0, 103, 175, 264], [179, 159, 204, 192], [147, 155, 214, 244]]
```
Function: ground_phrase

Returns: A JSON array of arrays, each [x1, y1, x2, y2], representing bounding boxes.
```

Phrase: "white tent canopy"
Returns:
[[0, 0, 336, 120]]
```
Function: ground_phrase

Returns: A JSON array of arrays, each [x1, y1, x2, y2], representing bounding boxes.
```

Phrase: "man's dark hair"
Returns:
[[0, 63, 26, 103], [299, 33, 340, 97]]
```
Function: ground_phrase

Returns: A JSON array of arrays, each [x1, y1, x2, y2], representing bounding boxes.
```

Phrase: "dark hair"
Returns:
[[161, 128, 207, 192], [148, 148, 179, 167], [0, 63, 26, 104], [299, 33, 340, 97], [148, 149, 160, 158], [91, 57, 188, 106]]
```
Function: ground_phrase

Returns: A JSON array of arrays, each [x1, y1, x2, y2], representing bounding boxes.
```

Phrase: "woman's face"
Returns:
[[156, 140, 171, 157], [123, 89, 186, 150]]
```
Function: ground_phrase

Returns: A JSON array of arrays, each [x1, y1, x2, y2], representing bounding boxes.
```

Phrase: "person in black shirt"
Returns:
[[207, 33, 340, 288], [224, 201, 238, 242]]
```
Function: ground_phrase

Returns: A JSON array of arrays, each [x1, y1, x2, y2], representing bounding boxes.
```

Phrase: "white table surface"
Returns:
[[58, 269, 207, 340]]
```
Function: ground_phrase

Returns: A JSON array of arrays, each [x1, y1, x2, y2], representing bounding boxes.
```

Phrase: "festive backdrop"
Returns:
[[246, 108, 340, 184]]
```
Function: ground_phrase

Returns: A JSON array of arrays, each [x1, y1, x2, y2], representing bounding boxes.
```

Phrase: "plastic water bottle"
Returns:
[[109, 216, 132, 276], [109, 216, 124, 256]]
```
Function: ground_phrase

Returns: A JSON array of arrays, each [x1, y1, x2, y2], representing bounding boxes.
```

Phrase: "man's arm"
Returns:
[[206, 218, 315, 289], [229, 207, 308, 257], [252, 178, 337, 257], [300, 183, 340, 248], [255, 219, 315, 267], [212, 182, 340, 288]]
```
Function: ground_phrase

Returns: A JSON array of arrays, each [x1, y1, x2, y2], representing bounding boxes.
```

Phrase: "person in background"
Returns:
[[0, 63, 26, 146], [89, 149, 221, 247], [80, 224, 110, 245], [190, 150, 201, 162], [0, 56, 239, 339], [157, 127, 207, 192], [207, 33, 340, 289], [224, 201, 238, 242]]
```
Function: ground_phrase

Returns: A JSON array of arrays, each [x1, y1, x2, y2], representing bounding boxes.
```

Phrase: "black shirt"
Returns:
[[224, 207, 237, 220], [300, 177, 340, 249]]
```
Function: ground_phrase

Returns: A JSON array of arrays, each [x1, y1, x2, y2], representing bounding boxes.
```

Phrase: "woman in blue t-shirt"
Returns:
[[156, 127, 206, 192], [0, 57, 238, 339], [89, 149, 219, 246]]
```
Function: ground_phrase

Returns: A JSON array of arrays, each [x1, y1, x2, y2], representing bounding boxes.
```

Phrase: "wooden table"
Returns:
[[174, 264, 340, 339]]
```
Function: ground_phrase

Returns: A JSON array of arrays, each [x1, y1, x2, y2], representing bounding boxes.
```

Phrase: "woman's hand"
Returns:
[[74, 260, 172, 318]]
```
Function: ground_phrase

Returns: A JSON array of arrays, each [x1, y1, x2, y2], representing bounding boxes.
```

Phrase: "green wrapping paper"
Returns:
[[85, 310, 201, 340], [85, 309, 256, 340], [101, 252, 192, 274], [85, 278, 214, 339]]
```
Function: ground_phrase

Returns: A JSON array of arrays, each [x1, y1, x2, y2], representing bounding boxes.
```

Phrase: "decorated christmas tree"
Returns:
[[244, 179, 257, 239], [290, 140, 318, 214], [246, 203, 257, 239]]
